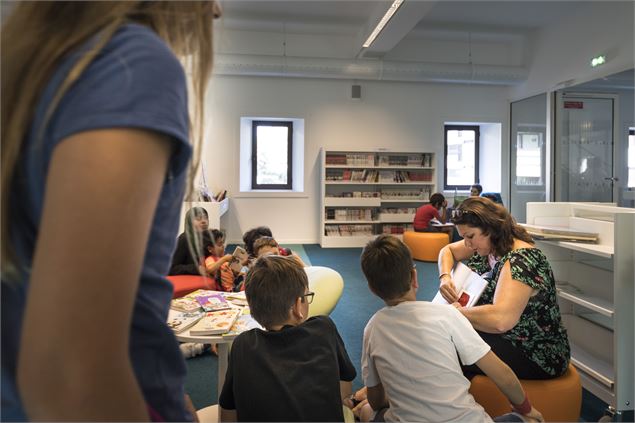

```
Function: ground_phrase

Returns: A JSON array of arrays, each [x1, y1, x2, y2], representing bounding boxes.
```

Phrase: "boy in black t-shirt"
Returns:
[[219, 255, 356, 422]]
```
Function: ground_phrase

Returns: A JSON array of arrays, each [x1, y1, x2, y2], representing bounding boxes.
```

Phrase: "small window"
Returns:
[[251, 121, 293, 190], [444, 125, 480, 190], [628, 128, 635, 188]]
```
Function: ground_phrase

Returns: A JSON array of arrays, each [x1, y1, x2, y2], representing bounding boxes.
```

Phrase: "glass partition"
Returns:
[[510, 93, 548, 223]]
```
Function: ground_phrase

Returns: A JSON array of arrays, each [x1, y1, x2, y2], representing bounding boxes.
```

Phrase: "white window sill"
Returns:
[[234, 191, 309, 199]]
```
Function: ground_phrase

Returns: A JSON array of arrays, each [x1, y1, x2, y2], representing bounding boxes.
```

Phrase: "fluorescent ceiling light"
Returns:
[[362, 0, 405, 48]]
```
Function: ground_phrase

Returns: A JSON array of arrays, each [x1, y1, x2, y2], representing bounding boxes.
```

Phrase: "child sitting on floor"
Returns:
[[355, 235, 543, 422], [219, 255, 356, 422]]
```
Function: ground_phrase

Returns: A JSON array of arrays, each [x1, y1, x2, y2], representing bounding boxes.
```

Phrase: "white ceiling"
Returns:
[[220, 0, 583, 51], [214, 0, 592, 83], [221, 0, 577, 29]]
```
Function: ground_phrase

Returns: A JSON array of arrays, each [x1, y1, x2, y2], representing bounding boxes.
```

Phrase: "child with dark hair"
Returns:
[[413, 192, 454, 237], [253, 236, 306, 267], [242, 226, 295, 259], [470, 184, 483, 197], [201, 230, 245, 292], [219, 255, 356, 422], [356, 235, 543, 422], [242, 226, 274, 257]]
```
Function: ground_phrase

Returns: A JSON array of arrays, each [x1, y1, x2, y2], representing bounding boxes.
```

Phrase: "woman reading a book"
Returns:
[[437, 197, 570, 380], [1, 2, 219, 420]]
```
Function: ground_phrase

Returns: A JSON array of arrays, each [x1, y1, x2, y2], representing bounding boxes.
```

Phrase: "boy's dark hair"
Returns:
[[253, 236, 279, 256], [242, 226, 273, 256], [360, 235, 413, 301], [200, 229, 225, 257], [429, 193, 445, 208], [471, 184, 483, 195], [245, 255, 308, 329]]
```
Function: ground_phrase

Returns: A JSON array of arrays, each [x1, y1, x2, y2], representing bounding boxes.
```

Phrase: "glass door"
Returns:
[[555, 93, 616, 202], [510, 94, 547, 223]]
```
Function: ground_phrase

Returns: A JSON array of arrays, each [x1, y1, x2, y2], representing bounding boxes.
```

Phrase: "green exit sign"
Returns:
[[591, 55, 606, 67]]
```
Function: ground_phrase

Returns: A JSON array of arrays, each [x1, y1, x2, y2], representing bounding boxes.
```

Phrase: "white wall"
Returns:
[[204, 76, 509, 243], [479, 123, 503, 194], [510, 1, 634, 100]]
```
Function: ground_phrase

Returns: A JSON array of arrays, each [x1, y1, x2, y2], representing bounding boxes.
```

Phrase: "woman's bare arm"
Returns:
[[459, 261, 534, 333], [437, 240, 474, 303], [18, 129, 172, 420]]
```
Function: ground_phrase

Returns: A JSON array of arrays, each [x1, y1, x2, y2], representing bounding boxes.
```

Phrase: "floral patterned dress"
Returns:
[[467, 248, 570, 377]]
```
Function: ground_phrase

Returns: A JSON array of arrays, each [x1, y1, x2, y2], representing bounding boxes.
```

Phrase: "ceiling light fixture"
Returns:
[[362, 0, 405, 48]]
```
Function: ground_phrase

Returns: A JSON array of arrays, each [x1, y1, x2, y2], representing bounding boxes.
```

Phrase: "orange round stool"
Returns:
[[403, 231, 450, 262], [468, 363, 581, 422]]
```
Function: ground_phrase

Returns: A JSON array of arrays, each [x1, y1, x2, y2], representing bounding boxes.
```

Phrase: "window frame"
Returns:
[[444, 124, 480, 191], [628, 128, 635, 188], [514, 127, 546, 190], [251, 120, 293, 190]]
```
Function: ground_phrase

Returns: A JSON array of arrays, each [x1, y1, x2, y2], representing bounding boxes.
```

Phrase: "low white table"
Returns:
[[175, 312, 260, 421]]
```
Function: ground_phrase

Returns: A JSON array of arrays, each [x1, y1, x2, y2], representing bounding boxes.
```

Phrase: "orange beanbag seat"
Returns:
[[468, 363, 581, 422], [167, 275, 218, 299], [403, 231, 450, 262]]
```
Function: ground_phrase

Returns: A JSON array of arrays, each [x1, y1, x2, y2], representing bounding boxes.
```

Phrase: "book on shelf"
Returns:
[[195, 292, 232, 312], [520, 224, 599, 243], [167, 309, 205, 333], [189, 308, 242, 336], [170, 297, 202, 313], [432, 262, 488, 308]]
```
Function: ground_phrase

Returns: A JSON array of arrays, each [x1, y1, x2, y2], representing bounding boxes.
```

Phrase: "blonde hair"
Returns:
[[1, 1, 216, 277]]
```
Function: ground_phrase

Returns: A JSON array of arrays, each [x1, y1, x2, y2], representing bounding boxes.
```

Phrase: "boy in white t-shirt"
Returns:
[[357, 235, 543, 422]]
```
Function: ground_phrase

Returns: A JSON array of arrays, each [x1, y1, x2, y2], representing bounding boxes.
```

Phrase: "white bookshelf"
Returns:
[[320, 149, 434, 247], [525, 202, 634, 414]]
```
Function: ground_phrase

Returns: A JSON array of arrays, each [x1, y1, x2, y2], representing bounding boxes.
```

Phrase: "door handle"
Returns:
[[604, 177, 619, 182]]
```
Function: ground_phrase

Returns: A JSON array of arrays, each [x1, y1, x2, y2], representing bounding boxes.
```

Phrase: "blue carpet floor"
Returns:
[[184, 244, 608, 421]]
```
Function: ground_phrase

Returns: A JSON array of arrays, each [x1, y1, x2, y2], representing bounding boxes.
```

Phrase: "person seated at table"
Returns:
[[438, 197, 570, 380], [470, 184, 483, 197], [253, 236, 306, 267], [413, 193, 453, 239], [219, 255, 356, 422], [353, 235, 543, 422], [169, 207, 213, 276]]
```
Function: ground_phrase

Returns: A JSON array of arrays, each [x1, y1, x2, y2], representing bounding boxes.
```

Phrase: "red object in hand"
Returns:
[[458, 292, 470, 307]]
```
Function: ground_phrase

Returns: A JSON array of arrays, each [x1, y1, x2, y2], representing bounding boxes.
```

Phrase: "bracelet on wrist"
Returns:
[[511, 394, 532, 415], [438, 272, 450, 281]]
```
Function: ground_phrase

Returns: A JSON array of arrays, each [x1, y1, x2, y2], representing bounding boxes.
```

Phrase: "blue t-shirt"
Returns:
[[1, 24, 192, 421]]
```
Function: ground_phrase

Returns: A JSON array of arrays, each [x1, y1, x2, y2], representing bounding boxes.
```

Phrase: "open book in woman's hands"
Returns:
[[432, 262, 488, 307]]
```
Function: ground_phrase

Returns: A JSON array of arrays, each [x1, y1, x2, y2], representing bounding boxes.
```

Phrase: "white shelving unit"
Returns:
[[320, 149, 435, 248], [525, 202, 634, 417]]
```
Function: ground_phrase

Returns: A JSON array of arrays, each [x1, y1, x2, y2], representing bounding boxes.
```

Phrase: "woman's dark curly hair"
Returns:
[[451, 197, 533, 257]]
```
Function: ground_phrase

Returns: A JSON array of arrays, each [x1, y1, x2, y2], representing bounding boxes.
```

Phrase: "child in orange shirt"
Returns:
[[203, 230, 247, 292]]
